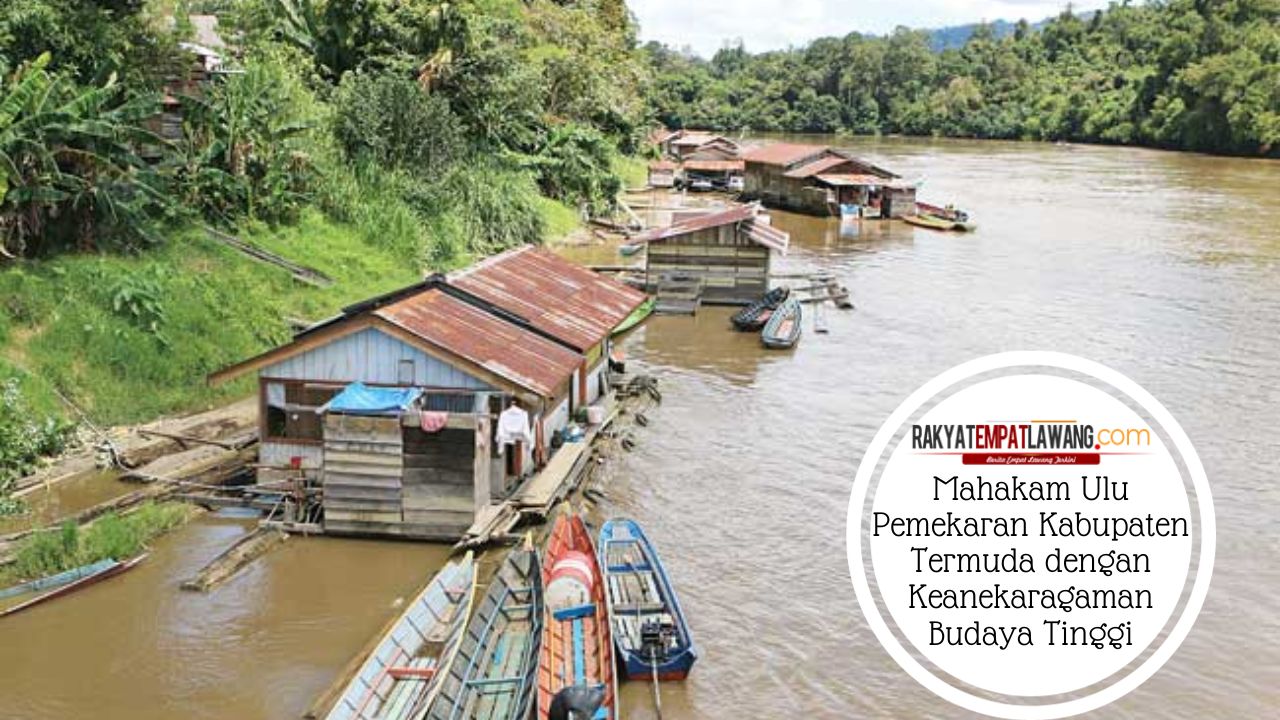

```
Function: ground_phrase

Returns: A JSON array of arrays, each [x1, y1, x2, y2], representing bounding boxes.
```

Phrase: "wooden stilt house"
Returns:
[[209, 247, 645, 540], [633, 204, 790, 305]]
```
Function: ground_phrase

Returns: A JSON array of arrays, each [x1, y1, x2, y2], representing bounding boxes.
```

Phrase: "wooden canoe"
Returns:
[[536, 514, 616, 720], [0, 558, 118, 601], [731, 286, 790, 332], [599, 519, 697, 681], [326, 552, 477, 720], [761, 297, 802, 349], [611, 296, 655, 337], [424, 544, 543, 720], [0, 554, 147, 619]]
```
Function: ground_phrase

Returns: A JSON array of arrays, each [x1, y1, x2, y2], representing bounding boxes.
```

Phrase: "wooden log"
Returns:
[[180, 527, 288, 592]]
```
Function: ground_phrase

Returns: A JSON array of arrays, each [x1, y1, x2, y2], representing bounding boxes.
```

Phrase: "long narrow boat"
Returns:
[[598, 519, 697, 682], [536, 514, 617, 720], [0, 558, 118, 601], [0, 554, 147, 619], [761, 297, 802, 350], [730, 286, 790, 332], [611, 296, 655, 337], [325, 553, 477, 720], [425, 543, 543, 720], [910, 202, 977, 231]]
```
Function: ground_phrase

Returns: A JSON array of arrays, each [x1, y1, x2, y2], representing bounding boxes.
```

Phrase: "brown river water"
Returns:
[[1, 137, 1278, 719]]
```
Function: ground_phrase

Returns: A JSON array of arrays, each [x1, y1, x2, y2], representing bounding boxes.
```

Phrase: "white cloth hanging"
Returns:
[[495, 406, 534, 446]]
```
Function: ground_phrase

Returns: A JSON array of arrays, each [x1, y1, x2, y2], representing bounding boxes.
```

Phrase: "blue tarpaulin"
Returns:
[[321, 382, 421, 416]]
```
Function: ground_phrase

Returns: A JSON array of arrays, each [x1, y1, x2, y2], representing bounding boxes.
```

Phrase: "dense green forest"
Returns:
[[0, 0, 649, 493], [645, 0, 1280, 156]]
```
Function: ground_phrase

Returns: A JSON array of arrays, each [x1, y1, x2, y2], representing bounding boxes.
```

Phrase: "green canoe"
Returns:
[[612, 296, 656, 336]]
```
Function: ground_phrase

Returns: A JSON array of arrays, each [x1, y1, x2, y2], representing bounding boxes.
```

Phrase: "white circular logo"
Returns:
[[847, 352, 1215, 719]]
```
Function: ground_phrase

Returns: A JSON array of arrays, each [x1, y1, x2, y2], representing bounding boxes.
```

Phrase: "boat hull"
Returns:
[[537, 514, 617, 720], [0, 554, 147, 619], [326, 553, 476, 720], [599, 518, 698, 684], [622, 651, 696, 681], [761, 297, 802, 349]]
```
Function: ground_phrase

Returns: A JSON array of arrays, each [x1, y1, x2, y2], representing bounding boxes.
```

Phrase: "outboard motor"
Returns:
[[640, 619, 677, 663], [549, 684, 605, 720]]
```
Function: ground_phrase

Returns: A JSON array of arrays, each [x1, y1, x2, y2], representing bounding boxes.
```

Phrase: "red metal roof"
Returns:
[[450, 246, 647, 352], [671, 132, 722, 147], [784, 155, 855, 179], [649, 160, 678, 171], [631, 204, 789, 253], [631, 204, 755, 243], [683, 159, 745, 172], [375, 289, 581, 398], [817, 173, 915, 188], [741, 143, 830, 167]]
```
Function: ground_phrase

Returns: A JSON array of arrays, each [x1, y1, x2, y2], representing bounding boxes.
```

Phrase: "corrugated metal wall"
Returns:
[[262, 327, 493, 389]]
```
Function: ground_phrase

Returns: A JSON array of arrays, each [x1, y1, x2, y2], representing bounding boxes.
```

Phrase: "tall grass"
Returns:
[[4, 503, 195, 583]]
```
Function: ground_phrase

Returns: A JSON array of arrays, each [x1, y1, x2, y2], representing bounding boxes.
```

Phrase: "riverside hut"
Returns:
[[632, 203, 790, 305], [742, 143, 913, 217], [209, 248, 645, 540]]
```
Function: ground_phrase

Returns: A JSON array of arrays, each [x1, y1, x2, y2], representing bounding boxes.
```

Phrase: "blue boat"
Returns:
[[597, 519, 697, 681]]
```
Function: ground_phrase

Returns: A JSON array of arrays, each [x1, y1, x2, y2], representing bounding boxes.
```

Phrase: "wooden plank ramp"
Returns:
[[204, 226, 334, 287]]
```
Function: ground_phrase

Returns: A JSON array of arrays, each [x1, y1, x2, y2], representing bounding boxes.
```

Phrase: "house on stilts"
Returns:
[[209, 246, 646, 540], [741, 143, 916, 218], [632, 203, 790, 306]]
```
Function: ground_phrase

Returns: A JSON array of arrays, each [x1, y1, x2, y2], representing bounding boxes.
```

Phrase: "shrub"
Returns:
[[3, 503, 194, 581], [333, 71, 467, 173], [0, 378, 72, 514]]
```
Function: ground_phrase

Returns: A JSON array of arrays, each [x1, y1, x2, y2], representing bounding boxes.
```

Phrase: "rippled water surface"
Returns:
[[1, 138, 1277, 719]]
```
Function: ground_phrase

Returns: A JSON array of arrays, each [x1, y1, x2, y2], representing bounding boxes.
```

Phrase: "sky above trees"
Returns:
[[630, 0, 1112, 56]]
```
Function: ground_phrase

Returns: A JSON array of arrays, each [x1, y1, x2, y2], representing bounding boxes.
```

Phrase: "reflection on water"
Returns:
[[0, 137, 1277, 719]]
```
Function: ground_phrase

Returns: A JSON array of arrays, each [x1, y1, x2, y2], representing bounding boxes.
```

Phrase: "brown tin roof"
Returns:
[[375, 289, 582, 397], [741, 143, 830, 167], [450, 246, 647, 353], [683, 159, 746, 172], [631, 204, 789, 253], [784, 155, 856, 178]]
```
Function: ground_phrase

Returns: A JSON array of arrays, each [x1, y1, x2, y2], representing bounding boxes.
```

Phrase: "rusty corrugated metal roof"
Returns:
[[683, 159, 745, 172], [742, 219, 790, 253], [817, 173, 915, 188], [450, 246, 647, 352], [631, 203, 789, 253], [631, 204, 756, 243], [649, 160, 678, 171], [741, 143, 830, 167], [376, 289, 581, 398], [784, 155, 856, 179]]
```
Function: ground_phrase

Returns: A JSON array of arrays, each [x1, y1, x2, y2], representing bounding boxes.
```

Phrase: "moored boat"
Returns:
[[731, 286, 790, 332], [536, 514, 617, 720], [0, 554, 148, 619], [425, 544, 542, 720], [912, 201, 976, 231], [325, 553, 477, 720], [598, 519, 697, 682], [761, 297, 802, 349], [0, 558, 118, 601], [618, 242, 643, 257], [611, 296, 655, 336]]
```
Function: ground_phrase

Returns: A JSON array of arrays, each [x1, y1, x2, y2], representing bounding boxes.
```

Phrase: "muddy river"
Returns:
[[1, 137, 1277, 718]]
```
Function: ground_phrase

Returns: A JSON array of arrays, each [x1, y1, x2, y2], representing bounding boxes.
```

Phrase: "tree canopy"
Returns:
[[645, 0, 1280, 156]]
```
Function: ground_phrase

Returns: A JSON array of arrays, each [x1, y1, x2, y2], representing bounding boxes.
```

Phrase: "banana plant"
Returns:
[[0, 53, 163, 258]]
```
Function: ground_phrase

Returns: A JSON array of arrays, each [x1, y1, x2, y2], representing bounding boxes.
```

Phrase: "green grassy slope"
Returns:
[[0, 212, 420, 426]]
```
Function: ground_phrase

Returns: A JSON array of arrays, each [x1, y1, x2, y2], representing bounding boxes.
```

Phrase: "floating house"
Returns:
[[646, 129, 745, 190], [741, 143, 915, 217], [210, 247, 645, 540], [632, 204, 790, 305]]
